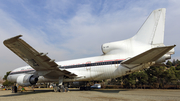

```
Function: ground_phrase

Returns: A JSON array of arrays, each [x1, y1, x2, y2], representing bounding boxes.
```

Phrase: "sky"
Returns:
[[0, 0, 180, 77]]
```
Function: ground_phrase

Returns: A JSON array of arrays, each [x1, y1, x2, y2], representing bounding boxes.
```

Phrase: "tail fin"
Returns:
[[132, 8, 166, 45]]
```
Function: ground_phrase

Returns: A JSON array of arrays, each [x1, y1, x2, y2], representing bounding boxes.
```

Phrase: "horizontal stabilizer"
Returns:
[[152, 63, 166, 67], [121, 45, 176, 64]]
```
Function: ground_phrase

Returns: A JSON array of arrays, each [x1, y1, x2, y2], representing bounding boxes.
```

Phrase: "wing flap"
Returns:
[[121, 45, 175, 64], [4, 35, 77, 78]]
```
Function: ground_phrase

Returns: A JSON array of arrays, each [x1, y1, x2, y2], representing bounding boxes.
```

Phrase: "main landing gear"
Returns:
[[53, 85, 69, 92], [53, 76, 69, 92]]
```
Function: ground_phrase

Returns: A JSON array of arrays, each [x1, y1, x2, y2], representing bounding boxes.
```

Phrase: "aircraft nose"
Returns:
[[7, 75, 11, 81]]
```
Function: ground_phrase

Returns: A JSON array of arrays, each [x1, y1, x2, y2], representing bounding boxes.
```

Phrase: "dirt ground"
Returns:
[[0, 88, 180, 101]]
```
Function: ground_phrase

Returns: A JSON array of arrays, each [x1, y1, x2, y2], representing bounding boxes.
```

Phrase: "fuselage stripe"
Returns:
[[60, 60, 123, 69], [9, 60, 123, 75]]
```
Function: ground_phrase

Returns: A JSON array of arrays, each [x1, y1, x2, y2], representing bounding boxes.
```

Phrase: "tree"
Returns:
[[116, 59, 180, 89], [172, 59, 176, 66], [176, 59, 180, 66], [3, 71, 11, 80], [128, 73, 137, 88], [3, 71, 13, 86], [146, 66, 167, 88], [136, 71, 148, 89], [166, 61, 172, 67], [165, 66, 177, 85], [176, 65, 180, 70], [3, 80, 13, 86]]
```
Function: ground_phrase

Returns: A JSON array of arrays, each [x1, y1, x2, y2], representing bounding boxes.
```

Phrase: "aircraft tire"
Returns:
[[53, 86, 60, 92], [65, 87, 69, 92], [60, 86, 65, 92]]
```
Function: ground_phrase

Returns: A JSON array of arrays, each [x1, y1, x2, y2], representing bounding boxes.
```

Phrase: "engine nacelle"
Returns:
[[17, 74, 38, 86], [101, 39, 130, 54], [155, 54, 171, 63]]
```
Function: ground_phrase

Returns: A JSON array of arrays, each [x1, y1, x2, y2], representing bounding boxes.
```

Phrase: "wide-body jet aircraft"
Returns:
[[4, 8, 175, 92]]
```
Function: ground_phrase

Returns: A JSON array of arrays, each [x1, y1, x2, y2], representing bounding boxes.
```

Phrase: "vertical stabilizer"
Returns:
[[132, 8, 166, 45]]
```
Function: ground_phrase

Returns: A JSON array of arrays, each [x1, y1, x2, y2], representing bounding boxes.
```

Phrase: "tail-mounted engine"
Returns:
[[101, 41, 124, 54], [16, 74, 38, 86]]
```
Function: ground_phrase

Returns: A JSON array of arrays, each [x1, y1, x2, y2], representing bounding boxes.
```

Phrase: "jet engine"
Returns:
[[101, 40, 129, 54], [16, 74, 38, 86], [101, 41, 123, 54]]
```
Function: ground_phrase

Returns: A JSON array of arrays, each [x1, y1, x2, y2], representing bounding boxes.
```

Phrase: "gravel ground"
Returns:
[[0, 88, 180, 101]]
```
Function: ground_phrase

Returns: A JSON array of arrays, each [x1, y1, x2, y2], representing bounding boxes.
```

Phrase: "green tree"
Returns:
[[136, 71, 148, 89], [145, 66, 166, 88], [172, 59, 176, 66], [128, 73, 137, 88], [176, 59, 180, 66], [176, 65, 180, 70], [3, 71, 11, 80], [3, 71, 13, 86], [165, 66, 177, 85], [116, 59, 180, 89], [166, 61, 172, 68]]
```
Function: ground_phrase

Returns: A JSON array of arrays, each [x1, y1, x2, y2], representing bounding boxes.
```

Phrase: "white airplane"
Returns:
[[4, 8, 175, 92]]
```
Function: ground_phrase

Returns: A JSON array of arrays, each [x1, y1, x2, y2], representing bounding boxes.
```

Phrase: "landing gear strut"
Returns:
[[53, 76, 69, 92], [53, 86, 59, 92]]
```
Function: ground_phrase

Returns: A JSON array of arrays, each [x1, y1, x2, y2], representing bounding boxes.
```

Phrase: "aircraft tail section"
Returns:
[[132, 8, 166, 45]]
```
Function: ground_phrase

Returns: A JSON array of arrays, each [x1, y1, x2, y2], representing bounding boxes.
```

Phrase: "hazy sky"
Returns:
[[0, 0, 180, 77]]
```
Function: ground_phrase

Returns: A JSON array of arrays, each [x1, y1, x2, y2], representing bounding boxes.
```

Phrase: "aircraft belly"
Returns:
[[37, 76, 58, 82]]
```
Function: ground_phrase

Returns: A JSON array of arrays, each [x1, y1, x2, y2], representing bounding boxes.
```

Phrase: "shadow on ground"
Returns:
[[69, 88, 129, 93], [0, 89, 54, 97], [0, 89, 129, 97]]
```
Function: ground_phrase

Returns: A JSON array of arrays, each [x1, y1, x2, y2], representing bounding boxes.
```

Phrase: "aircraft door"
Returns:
[[86, 61, 91, 71], [114, 60, 119, 68], [85, 61, 92, 79]]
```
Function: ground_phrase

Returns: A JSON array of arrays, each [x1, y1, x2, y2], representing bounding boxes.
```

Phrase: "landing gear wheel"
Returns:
[[65, 87, 69, 92], [60, 86, 65, 92], [53, 86, 60, 92]]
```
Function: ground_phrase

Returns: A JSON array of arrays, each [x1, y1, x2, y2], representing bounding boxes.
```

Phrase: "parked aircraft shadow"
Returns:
[[91, 89, 129, 93], [1, 89, 129, 97], [0, 89, 54, 97], [69, 89, 129, 93]]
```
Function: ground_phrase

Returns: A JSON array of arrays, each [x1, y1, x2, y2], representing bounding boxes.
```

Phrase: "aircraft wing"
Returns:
[[121, 45, 176, 64], [3, 35, 77, 78]]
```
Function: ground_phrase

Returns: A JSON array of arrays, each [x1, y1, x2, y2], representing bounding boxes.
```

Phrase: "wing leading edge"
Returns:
[[3, 35, 76, 78]]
